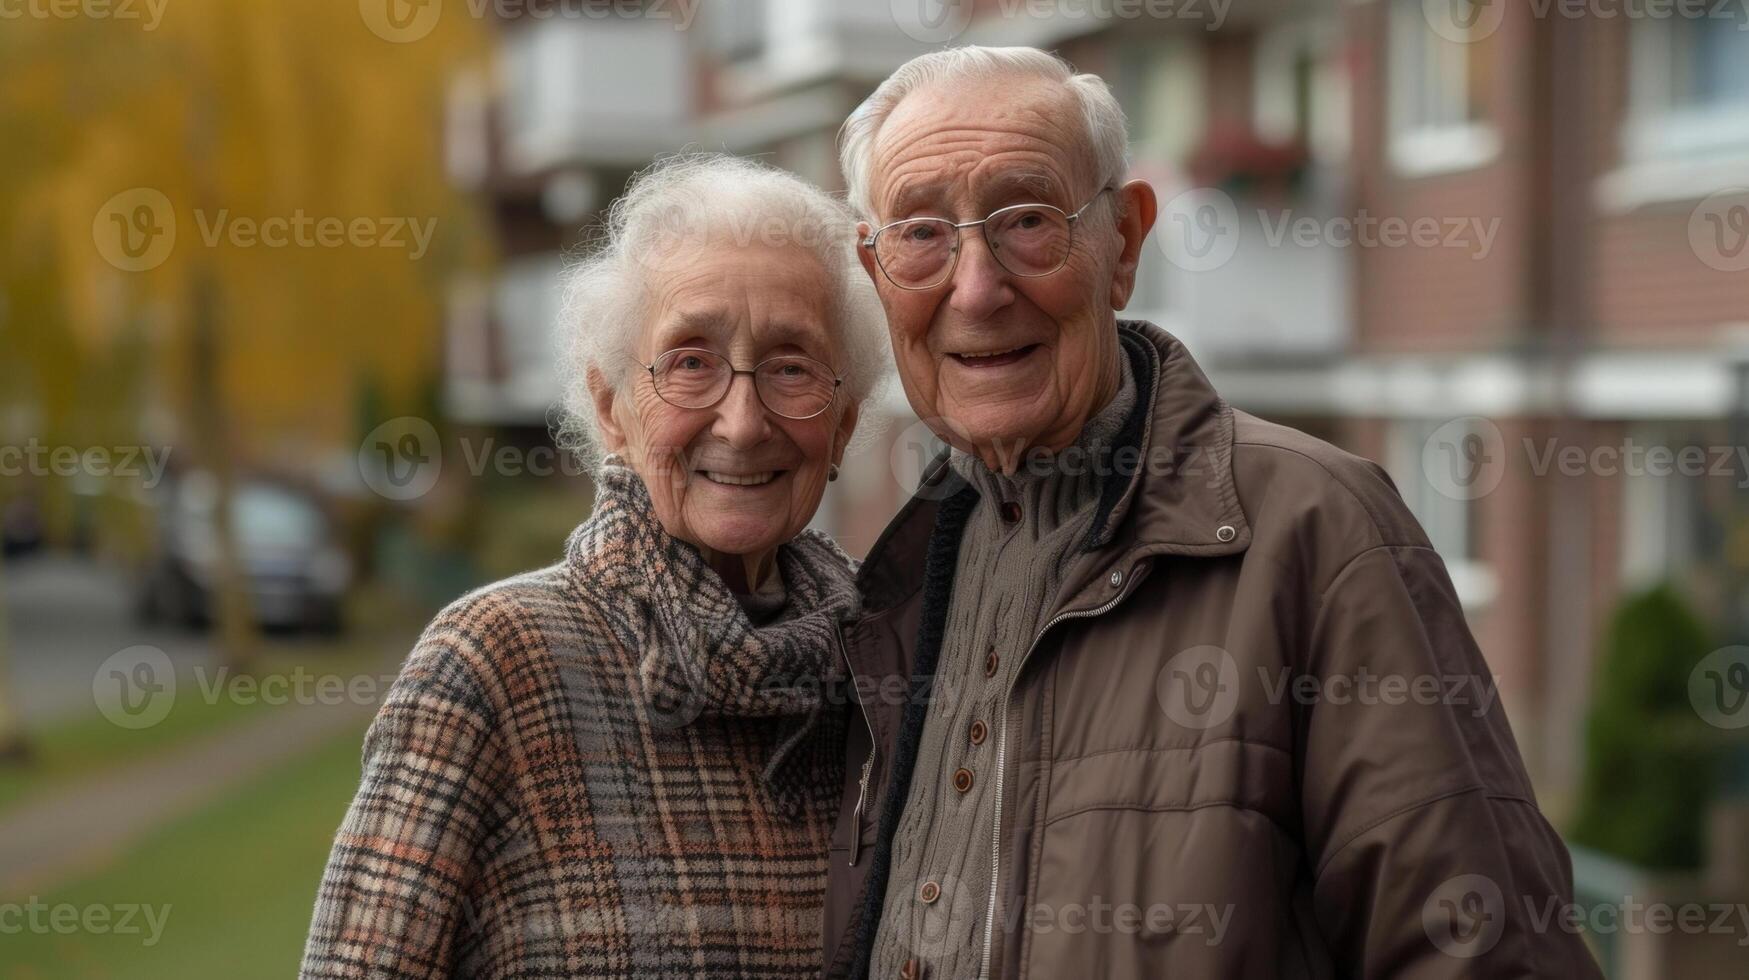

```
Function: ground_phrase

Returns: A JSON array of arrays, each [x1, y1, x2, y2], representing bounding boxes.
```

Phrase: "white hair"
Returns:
[[839, 46, 1130, 220], [553, 153, 889, 464]]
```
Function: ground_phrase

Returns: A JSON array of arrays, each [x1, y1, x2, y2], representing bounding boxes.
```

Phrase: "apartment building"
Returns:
[[444, 0, 1749, 805]]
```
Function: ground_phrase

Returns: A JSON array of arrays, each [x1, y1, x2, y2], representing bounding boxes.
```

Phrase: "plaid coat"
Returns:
[[301, 465, 860, 978]]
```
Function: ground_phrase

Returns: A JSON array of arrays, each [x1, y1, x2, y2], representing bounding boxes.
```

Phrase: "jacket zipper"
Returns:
[[978, 571, 1139, 980], [838, 625, 877, 867]]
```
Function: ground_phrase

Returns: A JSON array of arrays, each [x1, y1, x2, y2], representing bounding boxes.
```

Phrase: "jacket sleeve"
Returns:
[[300, 623, 507, 979], [1299, 543, 1603, 979]]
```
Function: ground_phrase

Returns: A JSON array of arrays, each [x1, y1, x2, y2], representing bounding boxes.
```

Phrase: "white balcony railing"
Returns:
[[499, 17, 693, 174]]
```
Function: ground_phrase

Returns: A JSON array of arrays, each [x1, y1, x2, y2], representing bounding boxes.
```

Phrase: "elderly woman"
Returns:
[[300, 155, 887, 979]]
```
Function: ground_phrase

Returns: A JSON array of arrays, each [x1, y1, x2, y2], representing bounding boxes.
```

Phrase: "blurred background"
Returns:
[[4, 0, 1749, 976]]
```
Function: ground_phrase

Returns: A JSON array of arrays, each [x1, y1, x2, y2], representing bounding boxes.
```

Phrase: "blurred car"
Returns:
[[137, 472, 351, 632], [1, 495, 44, 557]]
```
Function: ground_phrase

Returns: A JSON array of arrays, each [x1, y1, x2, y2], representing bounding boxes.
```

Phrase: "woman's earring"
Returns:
[[828, 463, 839, 482]]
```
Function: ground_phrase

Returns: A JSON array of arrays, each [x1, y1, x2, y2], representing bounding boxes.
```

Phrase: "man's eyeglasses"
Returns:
[[861, 186, 1115, 290], [642, 348, 842, 420]]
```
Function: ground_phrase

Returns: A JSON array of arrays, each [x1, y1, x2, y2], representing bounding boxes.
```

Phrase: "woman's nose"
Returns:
[[710, 374, 773, 449]]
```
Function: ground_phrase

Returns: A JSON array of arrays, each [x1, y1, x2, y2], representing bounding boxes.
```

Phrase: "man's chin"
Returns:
[[940, 412, 1052, 470]]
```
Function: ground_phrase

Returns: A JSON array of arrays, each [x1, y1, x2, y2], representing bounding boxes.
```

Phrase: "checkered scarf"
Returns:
[[301, 463, 860, 979]]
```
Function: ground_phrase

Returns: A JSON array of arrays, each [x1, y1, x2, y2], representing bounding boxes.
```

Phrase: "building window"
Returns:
[[707, 0, 767, 62], [1390, 417, 1499, 610], [1624, 16, 1749, 162], [1387, 0, 1500, 175], [1254, 19, 1350, 169]]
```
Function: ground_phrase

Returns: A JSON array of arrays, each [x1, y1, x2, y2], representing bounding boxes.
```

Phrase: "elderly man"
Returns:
[[822, 47, 1600, 980]]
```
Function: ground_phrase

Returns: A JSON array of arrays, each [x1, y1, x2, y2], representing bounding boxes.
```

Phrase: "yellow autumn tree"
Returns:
[[2, 3, 492, 677]]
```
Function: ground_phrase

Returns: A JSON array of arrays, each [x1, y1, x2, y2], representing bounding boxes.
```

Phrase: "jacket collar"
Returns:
[[857, 320, 1249, 614]]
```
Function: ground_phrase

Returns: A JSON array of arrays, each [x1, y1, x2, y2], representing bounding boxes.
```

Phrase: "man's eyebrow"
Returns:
[[983, 170, 1062, 203]]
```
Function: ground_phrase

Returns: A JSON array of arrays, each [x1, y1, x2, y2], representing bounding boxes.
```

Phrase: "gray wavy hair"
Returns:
[[553, 153, 889, 464], [839, 46, 1130, 220]]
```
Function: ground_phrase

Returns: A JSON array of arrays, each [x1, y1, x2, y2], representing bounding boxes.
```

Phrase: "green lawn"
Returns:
[[0, 633, 409, 816], [1, 727, 364, 979]]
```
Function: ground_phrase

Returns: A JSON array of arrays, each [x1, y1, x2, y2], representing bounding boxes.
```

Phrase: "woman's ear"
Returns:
[[832, 401, 861, 467], [586, 366, 627, 453]]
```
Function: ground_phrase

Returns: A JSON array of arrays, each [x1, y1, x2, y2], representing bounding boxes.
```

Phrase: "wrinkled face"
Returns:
[[860, 75, 1143, 467], [593, 242, 858, 561]]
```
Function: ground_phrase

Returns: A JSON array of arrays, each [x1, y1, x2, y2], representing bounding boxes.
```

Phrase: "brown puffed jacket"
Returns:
[[824, 320, 1602, 979]]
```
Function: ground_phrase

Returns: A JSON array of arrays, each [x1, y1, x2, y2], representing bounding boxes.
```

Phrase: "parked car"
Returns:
[[137, 472, 350, 632], [1, 495, 44, 557]]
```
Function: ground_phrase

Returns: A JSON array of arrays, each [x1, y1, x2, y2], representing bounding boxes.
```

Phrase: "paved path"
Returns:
[[0, 693, 375, 897]]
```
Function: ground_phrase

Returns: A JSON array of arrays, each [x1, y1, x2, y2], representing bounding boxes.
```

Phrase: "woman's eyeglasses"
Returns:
[[642, 348, 842, 420]]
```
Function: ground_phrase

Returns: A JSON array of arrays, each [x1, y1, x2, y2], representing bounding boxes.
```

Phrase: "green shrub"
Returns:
[[1568, 584, 1718, 869]]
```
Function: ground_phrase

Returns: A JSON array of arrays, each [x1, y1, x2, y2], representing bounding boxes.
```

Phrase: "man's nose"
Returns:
[[945, 230, 1015, 321], [710, 374, 772, 450]]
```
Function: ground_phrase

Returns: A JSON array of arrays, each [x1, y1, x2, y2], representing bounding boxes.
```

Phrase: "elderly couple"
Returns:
[[302, 47, 1600, 979]]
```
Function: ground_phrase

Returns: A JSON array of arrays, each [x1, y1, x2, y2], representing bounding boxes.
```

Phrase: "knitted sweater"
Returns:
[[300, 464, 860, 979]]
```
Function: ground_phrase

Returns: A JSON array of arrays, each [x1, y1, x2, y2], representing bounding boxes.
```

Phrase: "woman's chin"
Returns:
[[689, 515, 790, 563]]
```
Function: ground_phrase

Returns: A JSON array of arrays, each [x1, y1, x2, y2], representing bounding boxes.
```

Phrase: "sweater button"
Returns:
[[919, 880, 941, 904], [984, 649, 999, 677], [969, 719, 988, 745], [999, 501, 1022, 524], [953, 767, 974, 793]]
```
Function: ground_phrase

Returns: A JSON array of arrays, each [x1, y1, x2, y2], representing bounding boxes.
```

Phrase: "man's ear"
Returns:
[[586, 366, 628, 453], [832, 400, 861, 467], [855, 222, 880, 285], [1109, 179, 1158, 312]]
